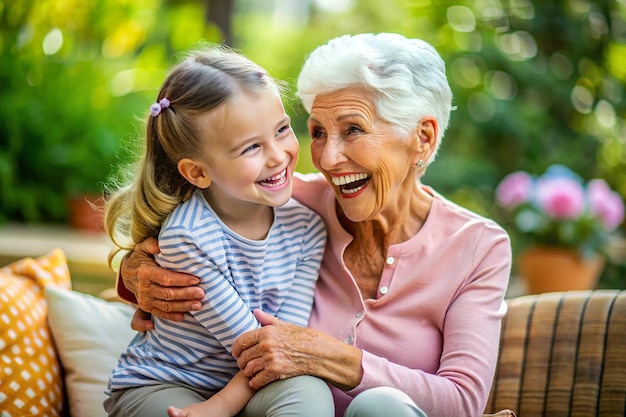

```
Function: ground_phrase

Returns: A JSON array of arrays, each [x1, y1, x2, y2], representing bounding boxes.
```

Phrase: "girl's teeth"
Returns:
[[259, 169, 287, 187]]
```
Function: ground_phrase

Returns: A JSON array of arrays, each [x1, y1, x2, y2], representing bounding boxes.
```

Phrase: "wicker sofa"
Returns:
[[483, 289, 626, 417]]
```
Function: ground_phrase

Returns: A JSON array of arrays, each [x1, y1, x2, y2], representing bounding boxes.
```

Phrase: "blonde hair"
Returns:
[[104, 45, 279, 267]]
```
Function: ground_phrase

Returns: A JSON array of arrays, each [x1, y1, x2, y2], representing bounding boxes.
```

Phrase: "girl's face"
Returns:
[[307, 86, 420, 223], [192, 86, 298, 212]]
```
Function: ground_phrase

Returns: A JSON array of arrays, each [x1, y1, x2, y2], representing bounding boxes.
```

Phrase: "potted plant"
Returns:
[[495, 165, 625, 294]]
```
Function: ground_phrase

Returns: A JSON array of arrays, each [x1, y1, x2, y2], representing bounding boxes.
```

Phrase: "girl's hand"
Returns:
[[130, 308, 155, 332]]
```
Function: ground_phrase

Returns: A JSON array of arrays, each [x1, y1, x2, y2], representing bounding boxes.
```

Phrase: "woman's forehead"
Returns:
[[310, 87, 377, 119]]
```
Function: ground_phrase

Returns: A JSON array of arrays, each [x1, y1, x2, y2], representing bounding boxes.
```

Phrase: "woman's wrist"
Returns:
[[117, 251, 137, 304], [117, 251, 139, 303], [305, 328, 364, 390]]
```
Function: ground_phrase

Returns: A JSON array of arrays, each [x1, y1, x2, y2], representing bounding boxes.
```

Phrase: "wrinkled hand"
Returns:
[[120, 237, 204, 323], [232, 310, 314, 390]]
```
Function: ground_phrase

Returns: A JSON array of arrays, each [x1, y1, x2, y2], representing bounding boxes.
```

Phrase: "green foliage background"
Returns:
[[1, 0, 625, 286]]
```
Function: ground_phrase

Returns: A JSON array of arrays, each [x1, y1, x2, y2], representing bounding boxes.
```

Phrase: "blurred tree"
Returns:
[[0, 0, 221, 224], [1, 0, 624, 286], [206, 0, 234, 45]]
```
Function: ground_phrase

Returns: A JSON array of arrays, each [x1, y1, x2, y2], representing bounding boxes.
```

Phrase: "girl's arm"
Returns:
[[158, 227, 261, 353], [275, 211, 326, 326]]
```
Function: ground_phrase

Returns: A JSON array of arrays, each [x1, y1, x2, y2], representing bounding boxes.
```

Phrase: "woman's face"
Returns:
[[307, 87, 420, 222]]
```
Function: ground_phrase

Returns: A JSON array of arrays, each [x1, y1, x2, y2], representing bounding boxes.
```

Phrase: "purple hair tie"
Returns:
[[150, 98, 171, 117]]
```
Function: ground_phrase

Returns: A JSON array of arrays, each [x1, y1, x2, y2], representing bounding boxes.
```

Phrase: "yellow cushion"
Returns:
[[0, 249, 71, 417]]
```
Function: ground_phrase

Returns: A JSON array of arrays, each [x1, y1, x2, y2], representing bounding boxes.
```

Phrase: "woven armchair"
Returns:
[[483, 290, 626, 417]]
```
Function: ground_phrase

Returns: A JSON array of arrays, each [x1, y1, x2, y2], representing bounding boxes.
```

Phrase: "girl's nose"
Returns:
[[266, 142, 285, 166]]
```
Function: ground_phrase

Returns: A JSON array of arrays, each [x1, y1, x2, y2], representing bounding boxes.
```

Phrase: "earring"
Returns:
[[416, 159, 424, 168]]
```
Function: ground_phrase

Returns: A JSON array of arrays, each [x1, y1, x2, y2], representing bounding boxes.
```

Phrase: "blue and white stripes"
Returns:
[[107, 190, 326, 393]]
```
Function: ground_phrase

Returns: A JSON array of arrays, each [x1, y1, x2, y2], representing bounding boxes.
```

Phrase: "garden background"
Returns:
[[1, 0, 625, 288]]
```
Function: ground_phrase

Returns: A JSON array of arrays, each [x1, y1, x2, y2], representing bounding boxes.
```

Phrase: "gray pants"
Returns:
[[344, 387, 427, 417], [104, 376, 334, 417]]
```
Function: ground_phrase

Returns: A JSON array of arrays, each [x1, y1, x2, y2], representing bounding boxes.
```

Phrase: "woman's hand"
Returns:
[[120, 237, 204, 324], [233, 309, 364, 391]]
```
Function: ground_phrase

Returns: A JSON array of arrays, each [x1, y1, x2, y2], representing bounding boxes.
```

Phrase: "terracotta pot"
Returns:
[[518, 246, 605, 294], [68, 194, 105, 234]]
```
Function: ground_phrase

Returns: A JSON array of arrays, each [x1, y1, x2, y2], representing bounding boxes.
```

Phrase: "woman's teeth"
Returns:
[[331, 173, 369, 186], [331, 173, 371, 194]]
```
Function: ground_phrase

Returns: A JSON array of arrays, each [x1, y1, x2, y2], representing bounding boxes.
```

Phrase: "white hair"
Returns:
[[297, 33, 453, 162]]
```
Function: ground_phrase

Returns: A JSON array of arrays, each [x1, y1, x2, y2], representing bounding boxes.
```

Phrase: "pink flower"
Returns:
[[588, 179, 625, 230], [536, 176, 585, 219], [496, 165, 624, 255], [495, 171, 533, 209]]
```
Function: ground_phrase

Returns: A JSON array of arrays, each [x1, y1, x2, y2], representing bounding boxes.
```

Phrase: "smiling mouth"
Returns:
[[331, 173, 371, 195], [258, 168, 288, 188]]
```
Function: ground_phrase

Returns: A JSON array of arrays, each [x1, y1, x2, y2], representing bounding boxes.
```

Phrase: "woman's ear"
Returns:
[[412, 117, 438, 165], [178, 158, 211, 189]]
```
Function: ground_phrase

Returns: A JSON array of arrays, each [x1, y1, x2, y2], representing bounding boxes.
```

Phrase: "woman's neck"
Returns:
[[338, 185, 433, 249], [338, 185, 433, 299]]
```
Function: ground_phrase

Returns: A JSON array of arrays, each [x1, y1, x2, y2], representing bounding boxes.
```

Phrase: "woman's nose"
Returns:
[[318, 137, 347, 170]]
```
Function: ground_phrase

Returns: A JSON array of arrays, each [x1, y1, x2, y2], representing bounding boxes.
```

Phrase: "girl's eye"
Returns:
[[242, 143, 260, 155], [276, 124, 291, 136]]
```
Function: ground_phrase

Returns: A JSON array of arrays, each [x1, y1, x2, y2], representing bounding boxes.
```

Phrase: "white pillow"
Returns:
[[44, 286, 136, 417]]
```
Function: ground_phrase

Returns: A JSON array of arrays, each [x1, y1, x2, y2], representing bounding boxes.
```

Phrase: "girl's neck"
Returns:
[[201, 189, 274, 240]]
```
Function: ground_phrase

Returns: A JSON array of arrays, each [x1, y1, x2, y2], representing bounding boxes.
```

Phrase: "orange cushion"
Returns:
[[0, 249, 71, 416]]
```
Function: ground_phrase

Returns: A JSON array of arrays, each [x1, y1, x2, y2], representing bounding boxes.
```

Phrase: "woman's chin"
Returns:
[[338, 202, 374, 223]]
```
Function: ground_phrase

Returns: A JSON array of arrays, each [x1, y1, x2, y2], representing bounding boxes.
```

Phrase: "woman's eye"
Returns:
[[309, 127, 324, 139], [347, 125, 363, 135]]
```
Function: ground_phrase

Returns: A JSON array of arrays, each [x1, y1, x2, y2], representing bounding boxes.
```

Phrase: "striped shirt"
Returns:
[[107, 190, 327, 393]]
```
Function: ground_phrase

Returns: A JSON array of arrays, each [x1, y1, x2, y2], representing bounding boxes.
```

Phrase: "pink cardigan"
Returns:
[[292, 173, 511, 417]]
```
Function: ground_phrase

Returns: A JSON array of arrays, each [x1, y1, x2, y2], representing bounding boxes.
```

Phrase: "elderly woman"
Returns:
[[118, 33, 512, 417]]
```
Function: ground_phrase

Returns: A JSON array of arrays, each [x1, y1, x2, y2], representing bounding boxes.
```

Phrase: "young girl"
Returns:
[[102, 45, 332, 417]]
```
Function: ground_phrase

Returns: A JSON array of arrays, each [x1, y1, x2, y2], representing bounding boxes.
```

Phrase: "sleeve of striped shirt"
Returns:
[[275, 211, 327, 326], [158, 226, 260, 355]]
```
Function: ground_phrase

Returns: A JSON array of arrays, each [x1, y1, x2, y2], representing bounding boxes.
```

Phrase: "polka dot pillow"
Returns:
[[0, 249, 71, 417]]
